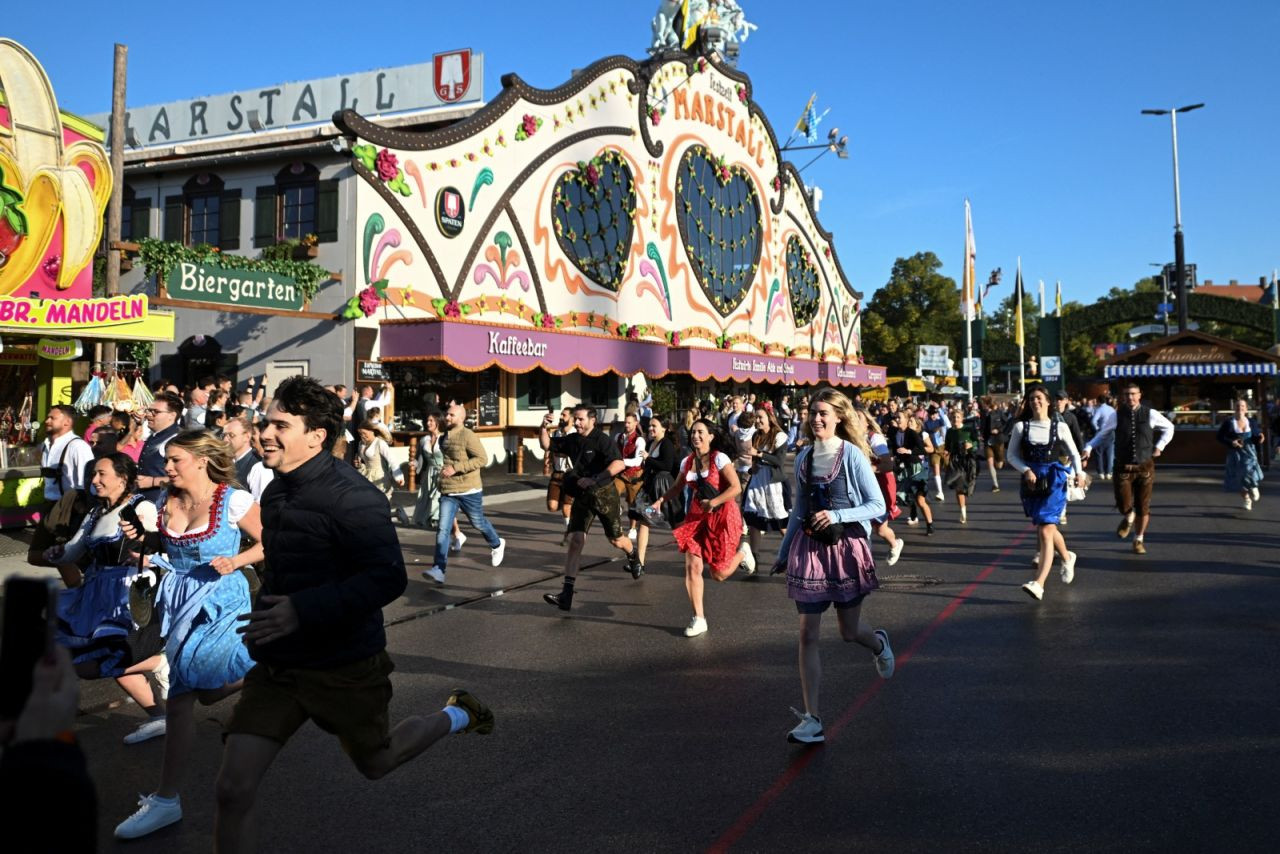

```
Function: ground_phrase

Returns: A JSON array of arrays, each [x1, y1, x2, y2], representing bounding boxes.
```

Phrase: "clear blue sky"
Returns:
[[10, 0, 1279, 308]]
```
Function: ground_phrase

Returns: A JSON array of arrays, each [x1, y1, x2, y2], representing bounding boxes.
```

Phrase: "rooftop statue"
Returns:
[[650, 0, 756, 57]]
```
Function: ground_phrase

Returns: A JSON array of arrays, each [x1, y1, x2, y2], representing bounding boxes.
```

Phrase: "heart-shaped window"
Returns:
[[551, 150, 636, 292], [785, 236, 821, 326], [676, 145, 762, 317]]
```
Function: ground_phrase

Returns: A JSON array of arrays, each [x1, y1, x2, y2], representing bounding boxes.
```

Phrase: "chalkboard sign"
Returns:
[[358, 360, 388, 382], [476, 368, 500, 427]]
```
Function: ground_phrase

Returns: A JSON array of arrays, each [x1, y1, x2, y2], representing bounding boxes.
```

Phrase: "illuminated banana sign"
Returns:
[[0, 39, 112, 297]]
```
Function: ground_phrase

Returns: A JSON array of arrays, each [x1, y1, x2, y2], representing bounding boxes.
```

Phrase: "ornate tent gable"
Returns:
[[336, 50, 862, 361]]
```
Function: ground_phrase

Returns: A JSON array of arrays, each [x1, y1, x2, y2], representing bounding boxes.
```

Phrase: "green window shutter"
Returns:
[[550, 374, 562, 411], [131, 198, 152, 239], [253, 186, 277, 248], [162, 195, 184, 242], [515, 373, 530, 410], [316, 179, 339, 243], [219, 189, 241, 250]]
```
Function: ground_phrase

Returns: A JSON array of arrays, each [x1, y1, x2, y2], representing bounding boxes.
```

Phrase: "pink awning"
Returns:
[[666, 347, 824, 384]]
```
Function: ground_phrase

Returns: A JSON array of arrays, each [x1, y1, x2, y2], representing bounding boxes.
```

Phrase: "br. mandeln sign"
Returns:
[[0, 294, 147, 328]]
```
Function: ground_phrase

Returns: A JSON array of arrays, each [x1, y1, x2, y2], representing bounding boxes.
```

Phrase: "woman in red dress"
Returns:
[[651, 419, 744, 637]]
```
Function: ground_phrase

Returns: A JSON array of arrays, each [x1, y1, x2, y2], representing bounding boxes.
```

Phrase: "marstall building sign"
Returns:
[[167, 261, 304, 311], [87, 55, 483, 148]]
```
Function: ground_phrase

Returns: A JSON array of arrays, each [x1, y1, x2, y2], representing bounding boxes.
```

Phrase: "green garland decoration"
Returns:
[[136, 238, 332, 300]]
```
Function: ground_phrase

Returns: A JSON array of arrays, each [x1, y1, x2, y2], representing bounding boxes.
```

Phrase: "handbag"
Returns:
[[803, 447, 846, 545], [1020, 473, 1054, 500]]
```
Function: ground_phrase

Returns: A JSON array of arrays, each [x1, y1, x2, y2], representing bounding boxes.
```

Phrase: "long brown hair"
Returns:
[[750, 407, 782, 452]]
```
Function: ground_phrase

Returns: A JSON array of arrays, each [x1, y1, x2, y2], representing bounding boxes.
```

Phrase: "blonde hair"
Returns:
[[802, 388, 872, 461], [167, 430, 239, 488]]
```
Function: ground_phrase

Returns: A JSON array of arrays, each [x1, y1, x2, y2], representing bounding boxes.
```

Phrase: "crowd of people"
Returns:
[[12, 369, 1275, 847]]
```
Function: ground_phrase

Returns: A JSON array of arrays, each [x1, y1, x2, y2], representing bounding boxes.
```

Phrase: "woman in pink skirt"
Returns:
[[770, 389, 895, 744], [651, 419, 745, 638]]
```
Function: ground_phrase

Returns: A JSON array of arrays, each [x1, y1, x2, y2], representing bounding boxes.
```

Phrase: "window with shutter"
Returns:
[[316, 179, 339, 243], [219, 189, 241, 250], [253, 186, 277, 247], [163, 195, 184, 242]]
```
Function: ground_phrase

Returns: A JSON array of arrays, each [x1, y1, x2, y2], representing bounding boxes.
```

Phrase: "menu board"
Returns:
[[476, 367, 500, 427], [357, 360, 388, 382]]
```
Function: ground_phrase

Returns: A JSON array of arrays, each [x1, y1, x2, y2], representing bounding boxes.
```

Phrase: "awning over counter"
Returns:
[[377, 319, 888, 386], [1105, 362, 1278, 378], [378, 319, 670, 377]]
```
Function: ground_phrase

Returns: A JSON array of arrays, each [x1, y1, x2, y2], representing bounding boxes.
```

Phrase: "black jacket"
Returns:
[[252, 452, 406, 669]]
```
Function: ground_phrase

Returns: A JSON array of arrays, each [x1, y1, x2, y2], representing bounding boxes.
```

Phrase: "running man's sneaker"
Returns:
[[873, 629, 895, 678], [739, 542, 757, 575], [1133, 539, 1146, 555], [684, 616, 708, 637], [491, 538, 506, 567], [123, 715, 167, 745], [543, 590, 573, 611], [887, 540, 904, 566], [625, 551, 644, 579], [451, 531, 468, 553], [1022, 580, 1044, 601], [446, 689, 495, 735], [1116, 517, 1133, 539], [787, 708, 824, 744], [1060, 551, 1077, 584], [422, 566, 446, 584], [115, 794, 182, 839]]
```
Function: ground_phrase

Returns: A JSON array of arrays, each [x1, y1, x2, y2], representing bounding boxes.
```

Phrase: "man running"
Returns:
[[538, 405, 643, 611], [1082, 382, 1175, 555], [215, 377, 492, 852], [615, 412, 647, 542]]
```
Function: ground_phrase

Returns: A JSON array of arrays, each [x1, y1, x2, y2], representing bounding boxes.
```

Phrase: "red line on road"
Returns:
[[706, 526, 1033, 854]]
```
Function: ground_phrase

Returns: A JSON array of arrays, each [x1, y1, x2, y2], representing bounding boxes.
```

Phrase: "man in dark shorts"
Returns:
[[215, 377, 492, 852], [982, 396, 1009, 492], [1082, 382, 1175, 555], [538, 405, 642, 611]]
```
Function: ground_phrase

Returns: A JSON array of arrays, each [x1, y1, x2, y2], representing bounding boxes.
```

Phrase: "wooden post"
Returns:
[[406, 435, 418, 491], [102, 43, 128, 368]]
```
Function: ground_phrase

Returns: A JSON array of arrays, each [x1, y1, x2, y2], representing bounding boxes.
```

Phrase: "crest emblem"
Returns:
[[435, 187, 465, 237], [433, 49, 472, 103]]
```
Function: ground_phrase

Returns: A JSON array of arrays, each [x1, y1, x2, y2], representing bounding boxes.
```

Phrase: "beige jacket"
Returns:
[[439, 425, 488, 494]]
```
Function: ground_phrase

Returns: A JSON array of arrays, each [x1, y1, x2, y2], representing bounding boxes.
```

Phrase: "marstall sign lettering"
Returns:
[[672, 85, 766, 167], [168, 261, 304, 311], [488, 331, 548, 357], [0, 295, 148, 328], [733, 357, 795, 377]]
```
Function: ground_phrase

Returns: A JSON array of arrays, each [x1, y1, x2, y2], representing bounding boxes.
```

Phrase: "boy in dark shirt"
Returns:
[[538, 405, 642, 611]]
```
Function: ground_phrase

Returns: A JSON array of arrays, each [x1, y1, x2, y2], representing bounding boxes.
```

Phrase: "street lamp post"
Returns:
[[1141, 103, 1203, 333]]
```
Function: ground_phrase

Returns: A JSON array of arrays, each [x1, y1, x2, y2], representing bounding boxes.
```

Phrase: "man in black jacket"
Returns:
[[214, 377, 492, 852]]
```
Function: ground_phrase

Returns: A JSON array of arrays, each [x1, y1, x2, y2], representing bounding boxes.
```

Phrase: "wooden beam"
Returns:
[[149, 293, 337, 321]]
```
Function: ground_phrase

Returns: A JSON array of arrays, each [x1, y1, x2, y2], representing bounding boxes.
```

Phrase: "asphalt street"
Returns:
[[45, 469, 1280, 851]]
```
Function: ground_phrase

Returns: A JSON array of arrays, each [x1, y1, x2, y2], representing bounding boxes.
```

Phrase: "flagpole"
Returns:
[[1017, 258, 1025, 396], [963, 200, 974, 400], [1039, 280, 1046, 318]]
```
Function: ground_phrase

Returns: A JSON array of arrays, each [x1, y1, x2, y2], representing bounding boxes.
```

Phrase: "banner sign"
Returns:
[[917, 345, 950, 373], [1041, 355, 1062, 380], [166, 260, 305, 311], [36, 338, 83, 360], [0, 294, 173, 341]]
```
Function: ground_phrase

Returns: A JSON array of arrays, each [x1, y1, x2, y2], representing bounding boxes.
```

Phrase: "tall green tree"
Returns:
[[860, 252, 961, 375]]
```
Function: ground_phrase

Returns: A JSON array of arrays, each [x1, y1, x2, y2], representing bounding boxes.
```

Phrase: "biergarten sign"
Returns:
[[167, 260, 305, 311]]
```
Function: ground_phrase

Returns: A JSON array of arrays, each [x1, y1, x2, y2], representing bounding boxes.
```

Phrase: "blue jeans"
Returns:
[[434, 492, 501, 571], [1093, 435, 1114, 474]]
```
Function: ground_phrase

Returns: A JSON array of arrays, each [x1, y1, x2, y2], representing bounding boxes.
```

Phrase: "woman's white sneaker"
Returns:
[[123, 715, 167, 745], [787, 708, 824, 743], [115, 793, 182, 839], [1022, 580, 1044, 601], [684, 616, 708, 637], [1060, 551, 1077, 584], [887, 539, 904, 566], [739, 543, 756, 575]]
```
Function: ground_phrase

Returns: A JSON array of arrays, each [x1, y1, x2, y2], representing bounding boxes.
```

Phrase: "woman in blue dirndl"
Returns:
[[114, 432, 264, 841], [1007, 387, 1086, 602], [1217, 397, 1264, 511]]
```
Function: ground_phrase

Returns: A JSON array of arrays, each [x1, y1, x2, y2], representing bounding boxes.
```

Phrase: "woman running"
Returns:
[[1008, 387, 1086, 602], [771, 389, 894, 745], [633, 414, 680, 572], [45, 453, 169, 745], [113, 432, 264, 840], [411, 409, 445, 529], [739, 407, 790, 574], [355, 422, 406, 522], [1218, 397, 1264, 510], [892, 411, 934, 534], [943, 407, 979, 523], [857, 410, 904, 566], [650, 419, 745, 637]]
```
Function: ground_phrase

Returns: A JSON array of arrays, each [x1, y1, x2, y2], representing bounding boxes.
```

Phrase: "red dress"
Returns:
[[672, 452, 744, 573]]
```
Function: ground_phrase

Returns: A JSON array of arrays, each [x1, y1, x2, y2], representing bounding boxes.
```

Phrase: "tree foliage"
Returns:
[[860, 252, 961, 374]]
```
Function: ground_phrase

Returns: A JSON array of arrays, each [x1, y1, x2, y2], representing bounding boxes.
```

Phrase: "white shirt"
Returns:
[[619, 433, 647, 468], [682, 451, 731, 482], [1086, 406, 1175, 453], [1007, 420, 1083, 476], [41, 431, 95, 501], [247, 462, 275, 503]]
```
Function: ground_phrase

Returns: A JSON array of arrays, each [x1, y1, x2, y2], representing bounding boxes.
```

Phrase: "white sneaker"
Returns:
[[491, 538, 506, 567], [1060, 551, 1077, 584], [1243, 496, 1253, 511], [1031, 553, 1041, 566], [959, 507, 967, 524], [906, 518, 919, 527], [628, 528, 638, 541], [1022, 580, 1044, 601], [787, 708, 824, 743], [873, 629, 895, 679], [115, 793, 182, 839], [1250, 487, 1260, 501], [739, 543, 757, 575], [887, 540, 904, 566], [934, 491, 945, 502], [684, 616, 708, 637], [123, 715, 167, 745], [451, 531, 467, 553], [422, 566, 446, 584]]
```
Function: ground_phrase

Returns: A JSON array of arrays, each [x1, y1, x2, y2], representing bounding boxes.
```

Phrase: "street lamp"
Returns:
[[790, 127, 850, 175], [1141, 102, 1203, 333]]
